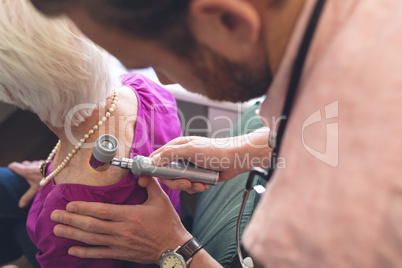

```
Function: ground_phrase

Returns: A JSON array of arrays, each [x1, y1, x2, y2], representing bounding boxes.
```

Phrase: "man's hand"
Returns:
[[50, 176, 192, 264], [8, 160, 44, 208], [150, 136, 238, 194], [150, 128, 272, 193]]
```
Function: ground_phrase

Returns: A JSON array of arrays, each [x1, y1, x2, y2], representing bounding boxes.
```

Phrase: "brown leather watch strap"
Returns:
[[176, 237, 203, 262]]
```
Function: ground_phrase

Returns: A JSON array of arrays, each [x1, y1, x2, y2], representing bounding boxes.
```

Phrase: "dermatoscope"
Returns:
[[89, 134, 219, 185]]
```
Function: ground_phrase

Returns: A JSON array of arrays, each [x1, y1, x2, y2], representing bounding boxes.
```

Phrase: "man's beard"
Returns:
[[189, 44, 272, 102]]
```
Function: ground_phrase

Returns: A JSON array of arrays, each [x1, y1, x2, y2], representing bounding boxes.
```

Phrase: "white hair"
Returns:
[[0, 0, 121, 127]]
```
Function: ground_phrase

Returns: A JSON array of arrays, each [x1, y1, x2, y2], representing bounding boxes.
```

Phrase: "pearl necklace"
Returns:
[[39, 90, 119, 186]]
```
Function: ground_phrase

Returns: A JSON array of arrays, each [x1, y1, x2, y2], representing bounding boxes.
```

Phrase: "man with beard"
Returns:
[[27, 0, 402, 267]]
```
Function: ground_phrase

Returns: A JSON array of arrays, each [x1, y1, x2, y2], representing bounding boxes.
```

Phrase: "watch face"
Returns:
[[161, 252, 186, 268]]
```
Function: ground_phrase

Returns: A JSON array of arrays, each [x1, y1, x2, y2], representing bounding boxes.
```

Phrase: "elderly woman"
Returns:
[[0, 0, 181, 267]]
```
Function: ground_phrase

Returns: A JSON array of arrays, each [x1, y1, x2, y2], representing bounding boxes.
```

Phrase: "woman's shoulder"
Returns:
[[121, 73, 177, 108]]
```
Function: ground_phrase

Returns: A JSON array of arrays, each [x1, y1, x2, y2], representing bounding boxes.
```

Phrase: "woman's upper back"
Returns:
[[27, 73, 182, 268]]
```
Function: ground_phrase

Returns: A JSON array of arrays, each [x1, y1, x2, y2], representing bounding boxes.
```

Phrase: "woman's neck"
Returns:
[[45, 86, 138, 185]]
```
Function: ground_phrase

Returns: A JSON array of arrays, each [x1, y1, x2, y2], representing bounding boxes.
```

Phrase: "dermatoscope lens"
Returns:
[[90, 134, 119, 171], [101, 139, 114, 150]]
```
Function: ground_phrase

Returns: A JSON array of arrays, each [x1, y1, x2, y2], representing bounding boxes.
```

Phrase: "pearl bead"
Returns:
[[40, 90, 118, 187]]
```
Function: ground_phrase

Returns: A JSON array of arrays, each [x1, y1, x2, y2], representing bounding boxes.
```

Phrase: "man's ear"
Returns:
[[189, 0, 261, 60]]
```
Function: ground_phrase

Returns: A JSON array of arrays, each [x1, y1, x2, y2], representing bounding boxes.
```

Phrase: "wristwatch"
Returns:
[[160, 237, 203, 268]]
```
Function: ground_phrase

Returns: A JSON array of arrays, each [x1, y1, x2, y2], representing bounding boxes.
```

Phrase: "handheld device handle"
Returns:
[[133, 156, 219, 185], [111, 156, 219, 185]]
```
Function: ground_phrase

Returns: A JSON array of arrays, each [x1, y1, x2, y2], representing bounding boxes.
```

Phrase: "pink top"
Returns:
[[244, 0, 402, 267], [27, 73, 182, 268]]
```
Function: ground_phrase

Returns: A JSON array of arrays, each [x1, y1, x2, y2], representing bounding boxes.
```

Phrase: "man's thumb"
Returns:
[[137, 175, 153, 187], [144, 177, 167, 200]]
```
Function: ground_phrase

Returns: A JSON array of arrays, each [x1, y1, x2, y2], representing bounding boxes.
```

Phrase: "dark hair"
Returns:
[[30, 0, 196, 56]]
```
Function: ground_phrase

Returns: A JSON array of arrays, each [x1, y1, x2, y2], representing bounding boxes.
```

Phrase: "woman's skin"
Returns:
[[45, 86, 138, 187]]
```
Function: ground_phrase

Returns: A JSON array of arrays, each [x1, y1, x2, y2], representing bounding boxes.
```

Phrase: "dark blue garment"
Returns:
[[0, 167, 40, 268]]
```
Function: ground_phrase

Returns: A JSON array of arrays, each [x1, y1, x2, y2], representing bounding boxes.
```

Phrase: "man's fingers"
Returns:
[[19, 187, 38, 208], [158, 178, 192, 191], [53, 223, 118, 246], [152, 143, 198, 167], [137, 175, 152, 188], [150, 136, 195, 158], [144, 177, 171, 200], [67, 246, 154, 263], [186, 182, 208, 193], [62, 202, 130, 221], [159, 178, 208, 193], [51, 208, 123, 234], [67, 246, 124, 260]]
